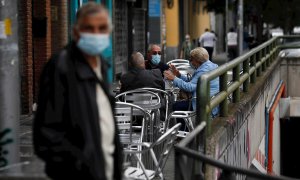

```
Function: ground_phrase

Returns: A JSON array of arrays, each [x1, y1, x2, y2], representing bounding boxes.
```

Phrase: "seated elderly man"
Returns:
[[164, 47, 219, 116], [120, 52, 165, 93], [145, 44, 169, 76]]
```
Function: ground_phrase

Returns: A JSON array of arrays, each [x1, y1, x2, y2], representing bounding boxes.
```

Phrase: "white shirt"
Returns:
[[93, 59, 115, 180], [199, 32, 217, 47], [227, 32, 238, 46]]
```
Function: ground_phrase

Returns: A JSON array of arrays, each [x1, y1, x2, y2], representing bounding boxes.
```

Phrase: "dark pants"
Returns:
[[228, 46, 238, 61], [204, 46, 214, 61]]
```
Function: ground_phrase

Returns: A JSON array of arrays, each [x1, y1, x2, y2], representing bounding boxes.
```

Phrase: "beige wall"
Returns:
[[188, 0, 210, 40], [164, 0, 179, 47]]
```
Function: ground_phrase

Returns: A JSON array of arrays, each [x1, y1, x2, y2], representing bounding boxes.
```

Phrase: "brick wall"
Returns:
[[51, 0, 68, 55], [19, 0, 33, 114], [33, 0, 52, 102], [19, 0, 70, 114]]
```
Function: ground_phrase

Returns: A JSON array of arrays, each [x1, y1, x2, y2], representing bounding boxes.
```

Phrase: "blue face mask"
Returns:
[[77, 33, 110, 56], [151, 54, 161, 65]]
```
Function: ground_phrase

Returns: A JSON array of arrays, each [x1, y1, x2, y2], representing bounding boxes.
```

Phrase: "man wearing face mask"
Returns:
[[33, 3, 122, 180], [164, 47, 219, 116], [145, 44, 169, 75]]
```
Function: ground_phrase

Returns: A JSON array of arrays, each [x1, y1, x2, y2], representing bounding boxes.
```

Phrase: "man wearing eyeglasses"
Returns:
[[145, 44, 169, 75]]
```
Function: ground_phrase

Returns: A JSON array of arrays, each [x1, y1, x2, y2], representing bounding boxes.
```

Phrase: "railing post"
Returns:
[[220, 73, 228, 117], [262, 47, 266, 72], [266, 45, 270, 67], [257, 51, 262, 76], [250, 55, 256, 83], [274, 38, 279, 58], [243, 58, 250, 92], [232, 65, 240, 102], [272, 40, 276, 63], [197, 76, 210, 133]]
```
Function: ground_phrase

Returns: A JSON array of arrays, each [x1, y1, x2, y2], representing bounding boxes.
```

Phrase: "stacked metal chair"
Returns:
[[123, 123, 181, 180], [115, 89, 161, 142]]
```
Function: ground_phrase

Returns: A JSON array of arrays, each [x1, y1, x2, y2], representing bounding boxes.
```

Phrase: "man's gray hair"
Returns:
[[190, 47, 209, 63], [75, 2, 112, 29], [147, 44, 161, 52], [130, 52, 145, 68]]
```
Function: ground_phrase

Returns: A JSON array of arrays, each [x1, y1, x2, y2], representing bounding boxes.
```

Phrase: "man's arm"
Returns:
[[153, 69, 165, 90], [158, 62, 169, 74], [199, 35, 203, 46]]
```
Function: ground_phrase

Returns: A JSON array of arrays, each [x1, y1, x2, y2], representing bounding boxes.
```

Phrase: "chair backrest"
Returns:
[[115, 89, 161, 110], [151, 123, 181, 172], [164, 111, 196, 132], [139, 88, 170, 121], [166, 59, 189, 66], [115, 102, 150, 145]]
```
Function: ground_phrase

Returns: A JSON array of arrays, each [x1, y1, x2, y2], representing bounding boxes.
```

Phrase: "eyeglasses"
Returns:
[[152, 51, 161, 55]]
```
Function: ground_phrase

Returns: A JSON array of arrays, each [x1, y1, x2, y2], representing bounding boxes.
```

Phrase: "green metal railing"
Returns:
[[196, 35, 300, 135], [173, 36, 300, 180]]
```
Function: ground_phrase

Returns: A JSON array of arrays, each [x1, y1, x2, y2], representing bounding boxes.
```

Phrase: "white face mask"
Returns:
[[77, 33, 110, 56]]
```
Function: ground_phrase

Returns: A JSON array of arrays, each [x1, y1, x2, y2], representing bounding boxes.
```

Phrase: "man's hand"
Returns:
[[164, 70, 176, 81], [169, 64, 181, 77]]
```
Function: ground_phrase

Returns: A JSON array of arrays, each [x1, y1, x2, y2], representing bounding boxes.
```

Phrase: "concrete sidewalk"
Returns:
[[212, 50, 250, 66], [212, 52, 228, 66]]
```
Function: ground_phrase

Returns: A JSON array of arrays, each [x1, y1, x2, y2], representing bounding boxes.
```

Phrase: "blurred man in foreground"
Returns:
[[120, 52, 164, 92], [33, 3, 122, 180]]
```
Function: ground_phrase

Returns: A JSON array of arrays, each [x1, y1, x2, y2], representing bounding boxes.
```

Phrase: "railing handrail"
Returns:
[[175, 145, 299, 180], [176, 35, 300, 180], [175, 111, 300, 180], [196, 35, 300, 134]]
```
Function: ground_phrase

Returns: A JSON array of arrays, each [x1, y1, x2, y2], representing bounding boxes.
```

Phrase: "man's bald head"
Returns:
[[130, 52, 145, 69]]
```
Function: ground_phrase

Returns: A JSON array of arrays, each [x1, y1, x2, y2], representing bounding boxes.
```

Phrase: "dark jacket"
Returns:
[[33, 42, 122, 180], [145, 60, 169, 76], [120, 68, 165, 93]]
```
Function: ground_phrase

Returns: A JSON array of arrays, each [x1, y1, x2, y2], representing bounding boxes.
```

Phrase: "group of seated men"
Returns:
[[119, 44, 220, 117]]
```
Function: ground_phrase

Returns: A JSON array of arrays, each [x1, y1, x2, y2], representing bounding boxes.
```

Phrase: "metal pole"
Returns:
[[0, 0, 20, 173], [225, 0, 228, 54], [238, 0, 244, 56]]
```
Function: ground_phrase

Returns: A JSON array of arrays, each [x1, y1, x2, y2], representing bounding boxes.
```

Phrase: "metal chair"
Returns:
[[164, 111, 196, 138], [166, 59, 189, 67], [123, 123, 181, 180], [115, 89, 161, 143], [115, 89, 161, 111], [139, 88, 171, 122], [176, 64, 194, 76], [115, 102, 151, 149]]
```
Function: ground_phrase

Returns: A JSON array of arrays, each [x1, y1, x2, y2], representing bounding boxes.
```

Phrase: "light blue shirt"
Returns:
[[173, 60, 219, 116]]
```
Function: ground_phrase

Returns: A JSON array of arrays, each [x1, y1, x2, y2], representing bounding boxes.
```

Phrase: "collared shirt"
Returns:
[[227, 32, 238, 46], [173, 60, 219, 116], [93, 58, 115, 180], [199, 32, 217, 47]]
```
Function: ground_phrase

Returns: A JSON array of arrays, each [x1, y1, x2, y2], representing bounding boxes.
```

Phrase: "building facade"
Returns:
[[19, 0, 149, 114], [163, 0, 211, 61]]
